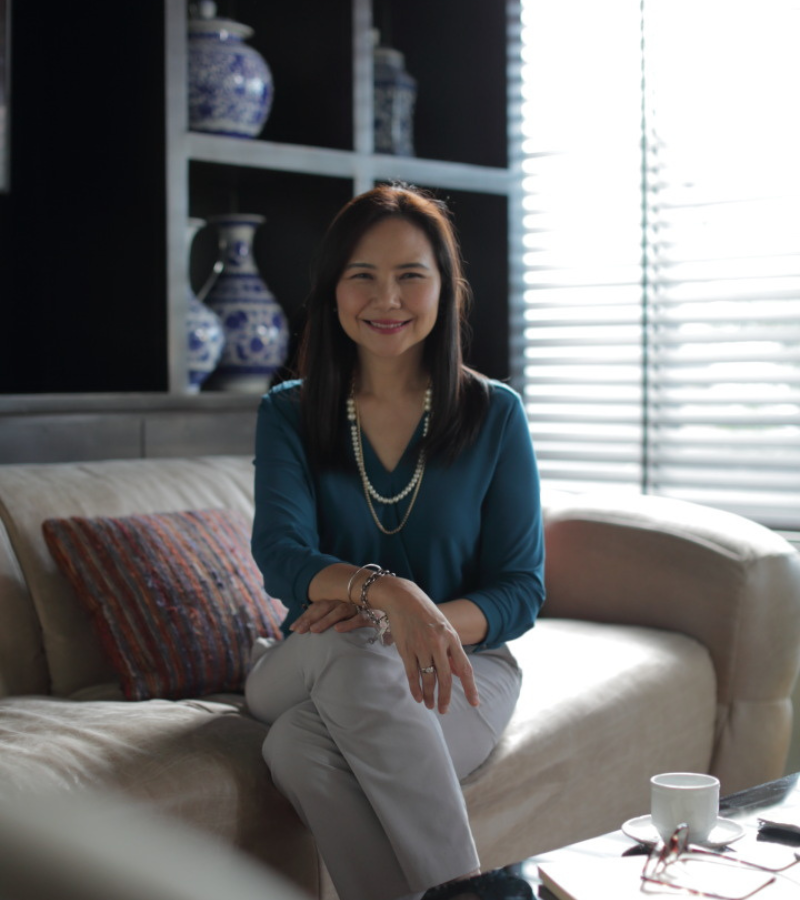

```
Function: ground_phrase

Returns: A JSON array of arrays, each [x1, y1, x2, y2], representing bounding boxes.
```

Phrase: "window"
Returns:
[[516, 0, 800, 530]]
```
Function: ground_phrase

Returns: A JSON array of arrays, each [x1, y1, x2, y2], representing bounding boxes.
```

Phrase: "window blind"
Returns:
[[516, 0, 800, 529]]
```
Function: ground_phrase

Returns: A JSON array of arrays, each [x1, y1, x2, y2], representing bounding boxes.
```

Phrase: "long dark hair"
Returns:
[[297, 183, 489, 468]]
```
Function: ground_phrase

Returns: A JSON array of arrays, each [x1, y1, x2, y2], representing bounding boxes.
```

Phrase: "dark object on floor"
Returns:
[[422, 868, 534, 900]]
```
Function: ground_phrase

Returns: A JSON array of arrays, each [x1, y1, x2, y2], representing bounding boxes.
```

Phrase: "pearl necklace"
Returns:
[[347, 386, 432, 535]]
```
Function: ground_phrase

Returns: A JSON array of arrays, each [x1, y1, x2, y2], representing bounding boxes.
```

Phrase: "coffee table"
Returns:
[[519, 772, 800, 895]]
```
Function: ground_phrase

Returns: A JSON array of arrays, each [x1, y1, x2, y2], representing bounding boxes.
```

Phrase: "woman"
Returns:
[[245, 184, 545, 900]]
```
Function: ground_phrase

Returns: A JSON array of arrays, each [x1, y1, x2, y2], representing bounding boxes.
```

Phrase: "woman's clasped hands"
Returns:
[[288, 577, 480, 715]]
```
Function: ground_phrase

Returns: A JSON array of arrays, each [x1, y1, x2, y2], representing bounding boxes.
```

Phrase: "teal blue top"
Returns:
[[251, 379, 545, 650]]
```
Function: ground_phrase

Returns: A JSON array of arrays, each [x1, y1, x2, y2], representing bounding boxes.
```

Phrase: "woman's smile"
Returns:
[[363, 318, 412, 333]]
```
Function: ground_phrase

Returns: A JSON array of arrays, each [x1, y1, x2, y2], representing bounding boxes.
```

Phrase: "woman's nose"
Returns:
[[373, 278, 401, 308]]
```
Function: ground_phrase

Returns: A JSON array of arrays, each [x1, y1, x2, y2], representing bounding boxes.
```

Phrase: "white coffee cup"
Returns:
[[650, 772, 720, 843]]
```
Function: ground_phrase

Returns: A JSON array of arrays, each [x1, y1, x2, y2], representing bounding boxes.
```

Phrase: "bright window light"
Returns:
[[516, 0, 800, 528]]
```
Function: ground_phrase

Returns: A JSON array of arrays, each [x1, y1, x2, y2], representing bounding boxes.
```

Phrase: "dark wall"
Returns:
[[0, 1, 167, 393]]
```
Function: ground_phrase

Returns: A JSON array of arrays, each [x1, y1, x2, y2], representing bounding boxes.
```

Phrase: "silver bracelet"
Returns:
[[346, 563, 382, 603]]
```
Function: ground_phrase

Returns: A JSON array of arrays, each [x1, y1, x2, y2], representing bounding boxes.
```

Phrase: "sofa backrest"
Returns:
[[0, 456, 256, 698], [0, 515, 49, 696]]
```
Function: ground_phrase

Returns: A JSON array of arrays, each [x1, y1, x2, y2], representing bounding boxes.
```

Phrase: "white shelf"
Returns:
[[187, 133, 514, 195]]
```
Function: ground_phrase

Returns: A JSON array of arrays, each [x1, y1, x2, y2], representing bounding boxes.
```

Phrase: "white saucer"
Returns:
[[622, 815, 746, 849]]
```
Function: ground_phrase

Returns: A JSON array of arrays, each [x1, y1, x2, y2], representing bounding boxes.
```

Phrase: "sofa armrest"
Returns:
[[541, 491, 800, 792], [0, 789, 308, 900]]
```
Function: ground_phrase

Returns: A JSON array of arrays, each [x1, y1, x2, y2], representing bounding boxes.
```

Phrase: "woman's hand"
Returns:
[[304, 564, 483, 714], [374, 578, 481, 715], [288, 599, 368, 635]]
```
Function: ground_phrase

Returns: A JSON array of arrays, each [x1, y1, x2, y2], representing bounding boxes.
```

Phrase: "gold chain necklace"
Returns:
[[347, 387, 431, 535]]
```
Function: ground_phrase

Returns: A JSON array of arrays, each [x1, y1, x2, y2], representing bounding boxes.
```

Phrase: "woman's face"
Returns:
[[335, 217, 441, 366]]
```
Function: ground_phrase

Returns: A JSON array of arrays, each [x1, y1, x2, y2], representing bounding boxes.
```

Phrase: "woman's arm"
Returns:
[[299, 564, 488, 645], [438, 599, 488, 646], [290, 564, 483, 714], [251, 388, 343, 629], [460, 387, 545, 648]]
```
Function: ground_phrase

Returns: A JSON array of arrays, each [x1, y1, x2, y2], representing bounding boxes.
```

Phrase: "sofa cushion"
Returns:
[[462, 618, 717, 870], [42, 508, 285, 701]]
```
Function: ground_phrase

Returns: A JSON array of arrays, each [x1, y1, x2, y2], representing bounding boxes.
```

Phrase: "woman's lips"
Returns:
[[363, 319, 411, 333]]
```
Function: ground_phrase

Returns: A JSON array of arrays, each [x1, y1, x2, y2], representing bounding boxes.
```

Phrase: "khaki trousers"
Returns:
[[245, 628, 522, 900]]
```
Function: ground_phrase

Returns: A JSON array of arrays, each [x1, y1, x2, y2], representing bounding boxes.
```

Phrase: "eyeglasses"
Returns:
[[641, 823, 800, 900]]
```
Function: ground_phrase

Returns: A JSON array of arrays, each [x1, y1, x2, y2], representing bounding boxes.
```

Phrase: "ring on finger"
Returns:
[[419, 665, 436, 675]]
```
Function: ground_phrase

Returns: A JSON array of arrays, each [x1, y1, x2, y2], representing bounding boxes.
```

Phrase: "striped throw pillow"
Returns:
[[43, 508, 286, 701]]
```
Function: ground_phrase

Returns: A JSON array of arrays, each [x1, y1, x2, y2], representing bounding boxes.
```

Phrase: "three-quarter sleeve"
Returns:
[[462, 387, 545, 648], [251, 384, 342, 631]]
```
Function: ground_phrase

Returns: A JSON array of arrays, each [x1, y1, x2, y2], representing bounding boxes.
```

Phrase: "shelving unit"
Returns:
[[170, 0, 521, 386], [0, 0, 523, 464]]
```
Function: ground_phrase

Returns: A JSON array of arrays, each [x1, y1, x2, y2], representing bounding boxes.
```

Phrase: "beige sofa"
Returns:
[[0, 455, 799, 899]]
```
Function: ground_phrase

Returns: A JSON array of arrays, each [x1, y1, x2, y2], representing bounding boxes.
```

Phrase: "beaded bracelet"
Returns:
[[355, 565, 395, 645]]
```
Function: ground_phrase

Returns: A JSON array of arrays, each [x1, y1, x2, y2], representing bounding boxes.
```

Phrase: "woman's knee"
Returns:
[[263, 708, 304, 772], [262, 703, 345, 792], [303, 629, 411, 703], [262, 716, 304, 797]]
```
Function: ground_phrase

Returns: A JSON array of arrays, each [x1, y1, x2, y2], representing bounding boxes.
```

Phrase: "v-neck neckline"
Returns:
[[358, 413, 426, 476]]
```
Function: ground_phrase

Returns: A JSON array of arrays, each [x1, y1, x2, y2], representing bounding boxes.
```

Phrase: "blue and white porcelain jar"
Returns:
[[188, 1, 274, 138], [185, 217, 225, 393], [202, 215, 289, 393], [374, 41, 417, 156]]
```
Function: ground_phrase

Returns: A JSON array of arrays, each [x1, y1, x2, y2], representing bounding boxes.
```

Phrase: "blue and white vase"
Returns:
[[374, 39, 417, 156], [187, 1, 274, 139], [186, 217, 224, 393], [203, 215, 289, 394]]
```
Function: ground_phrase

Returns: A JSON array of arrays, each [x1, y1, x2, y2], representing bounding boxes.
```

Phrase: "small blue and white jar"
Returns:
[[374, 42, 417, 156], [202, 214, 289, 394], [185, 217, 224, 393], [188, 1, 274, 138]]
